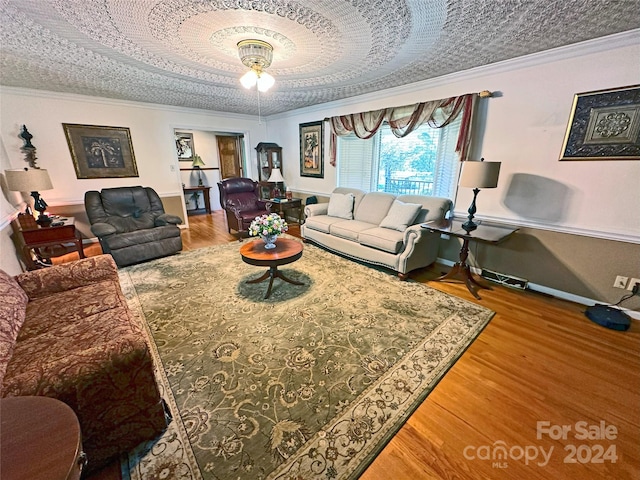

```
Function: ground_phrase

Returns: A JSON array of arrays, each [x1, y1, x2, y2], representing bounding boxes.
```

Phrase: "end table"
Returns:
[[422, 219, 518, 299], [1, 396, 86, 479]]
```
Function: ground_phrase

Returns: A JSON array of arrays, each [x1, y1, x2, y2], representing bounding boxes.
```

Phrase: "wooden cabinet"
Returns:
[[256, 143, 283, 199], [256, 142, 282, 182]]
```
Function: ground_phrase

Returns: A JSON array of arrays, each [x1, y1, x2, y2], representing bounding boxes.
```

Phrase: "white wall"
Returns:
[[0, 90, 267, 274], [267, 31, 640, 243]]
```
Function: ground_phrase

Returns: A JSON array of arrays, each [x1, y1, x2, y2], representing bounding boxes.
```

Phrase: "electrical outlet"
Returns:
[[614, 275, 628, 288], [627, 278, 640, 292]]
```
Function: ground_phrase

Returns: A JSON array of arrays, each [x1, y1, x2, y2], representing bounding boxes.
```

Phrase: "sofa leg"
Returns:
[[398, 272, 408, 281]]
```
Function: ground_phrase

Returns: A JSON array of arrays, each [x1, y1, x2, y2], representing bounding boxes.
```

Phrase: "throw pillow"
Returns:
[[327, 192, 355, 219], [379, 200, 422, 231]]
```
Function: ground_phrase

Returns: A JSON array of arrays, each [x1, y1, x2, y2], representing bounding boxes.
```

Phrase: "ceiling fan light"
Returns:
[[257, 71, 275, 92], [237, 39, 273, 69], [240, 69, 258, 89]]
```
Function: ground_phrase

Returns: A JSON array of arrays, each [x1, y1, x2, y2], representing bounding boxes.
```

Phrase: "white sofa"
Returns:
[[301, 188, 452, 279]]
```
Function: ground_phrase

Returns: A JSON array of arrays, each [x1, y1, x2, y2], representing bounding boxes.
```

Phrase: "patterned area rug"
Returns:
[[118, 239, 494, 480]]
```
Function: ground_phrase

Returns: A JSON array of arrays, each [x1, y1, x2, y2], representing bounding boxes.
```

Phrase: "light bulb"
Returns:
[[257, 71, 275, 92], [240, 70, 258, 89]]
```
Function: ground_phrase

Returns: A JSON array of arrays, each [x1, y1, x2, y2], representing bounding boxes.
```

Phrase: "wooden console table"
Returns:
[[11, 214, 85, 271], [1, 396, 86, 480], [422, 219, 518, 299], [183, 186, 211, 214]]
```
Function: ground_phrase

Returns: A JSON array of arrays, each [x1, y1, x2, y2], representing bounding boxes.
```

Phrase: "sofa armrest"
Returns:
[[16, 255, 120, 300], [305, 203, 328, 217], [155, 213, 183, 226], [91, 222, 117, 237]]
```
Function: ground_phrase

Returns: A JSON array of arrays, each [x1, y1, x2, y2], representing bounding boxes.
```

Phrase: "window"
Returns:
[[337, 116, 462, 199]]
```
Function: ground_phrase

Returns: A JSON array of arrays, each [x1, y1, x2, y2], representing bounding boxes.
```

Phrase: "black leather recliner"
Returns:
[[85, 186, 183, 267]]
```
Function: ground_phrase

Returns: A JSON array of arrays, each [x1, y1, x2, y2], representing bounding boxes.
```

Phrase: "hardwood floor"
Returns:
[[66, 211, 639, 480]]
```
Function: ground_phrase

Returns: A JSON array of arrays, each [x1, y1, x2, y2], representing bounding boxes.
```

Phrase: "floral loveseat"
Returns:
[[301, 187, 453, 279], [0, 255, 167, 474]]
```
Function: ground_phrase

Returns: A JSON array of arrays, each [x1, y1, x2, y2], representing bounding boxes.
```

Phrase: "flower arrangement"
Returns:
[[249, 213, 288, 238]]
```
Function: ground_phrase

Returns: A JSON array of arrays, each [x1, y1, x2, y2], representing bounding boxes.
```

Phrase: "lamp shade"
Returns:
[[5, 168, 53, 192], [192, 155, 205, 168], [459, 160, 501, 189], [267, 168, 285, 183]]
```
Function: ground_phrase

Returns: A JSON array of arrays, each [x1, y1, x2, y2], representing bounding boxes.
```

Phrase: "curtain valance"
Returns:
[[328, 92, 480, 166]]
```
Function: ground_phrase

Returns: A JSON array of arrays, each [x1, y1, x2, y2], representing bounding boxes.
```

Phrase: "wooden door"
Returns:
[[217, 135, 243, 179]]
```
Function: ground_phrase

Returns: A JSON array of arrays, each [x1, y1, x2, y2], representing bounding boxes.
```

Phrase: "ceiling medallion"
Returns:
[[237, 39, 275, 92]]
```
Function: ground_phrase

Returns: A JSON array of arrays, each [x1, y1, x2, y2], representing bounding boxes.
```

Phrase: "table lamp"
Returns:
[[5, 167, 54, 226], [458, 158, 501, 231], [267, 168, 285, 198], [192, 154, 205, 186]]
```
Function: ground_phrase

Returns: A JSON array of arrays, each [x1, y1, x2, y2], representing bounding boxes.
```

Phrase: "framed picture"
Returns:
[[63, 124, 139, 179], [300, 121, 324, 178], [560, 85, 640, 161], [175, 132, 195, 161]]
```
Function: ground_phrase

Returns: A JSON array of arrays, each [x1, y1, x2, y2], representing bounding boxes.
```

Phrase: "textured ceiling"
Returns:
[[1, 0, 639, 116]]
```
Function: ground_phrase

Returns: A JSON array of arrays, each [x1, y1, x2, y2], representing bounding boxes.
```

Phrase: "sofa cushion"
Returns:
[[379, 200, 422, 231], [104, 224, 180, 250], [358, 227, 405, 254], [0, 270, 28, 390], [17, 280, 127, 342], [353, 192, 396, 225], [327, 192, 355, 219], [304, 215, 345, 234], [330, 220, 378, 242]]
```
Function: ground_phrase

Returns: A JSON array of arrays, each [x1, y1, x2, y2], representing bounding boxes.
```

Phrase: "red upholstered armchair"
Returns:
[[218, 178, 271, 237]]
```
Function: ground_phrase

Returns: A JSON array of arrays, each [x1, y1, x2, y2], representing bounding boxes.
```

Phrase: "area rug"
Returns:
[[118, 239, 494, 480]]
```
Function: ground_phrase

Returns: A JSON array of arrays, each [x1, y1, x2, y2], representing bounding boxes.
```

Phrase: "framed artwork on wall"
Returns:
[[62, 123, 139, 179], [175, 132, 195, 161], [559, 85, 640, 161], [300, 121, 324, 178]]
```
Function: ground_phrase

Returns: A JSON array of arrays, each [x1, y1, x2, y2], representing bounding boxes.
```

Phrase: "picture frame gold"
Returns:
[[300, 121, 324, 178], [63, 123, 139, 179], [559, 85, 640, 161]]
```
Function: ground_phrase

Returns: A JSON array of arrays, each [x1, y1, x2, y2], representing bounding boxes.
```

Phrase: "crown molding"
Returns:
[[0, 86, 258, 121]]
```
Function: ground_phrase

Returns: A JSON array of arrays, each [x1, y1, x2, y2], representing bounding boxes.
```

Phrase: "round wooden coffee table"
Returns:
[[1, 396, 85, 480], [240, 237, 304, 299]]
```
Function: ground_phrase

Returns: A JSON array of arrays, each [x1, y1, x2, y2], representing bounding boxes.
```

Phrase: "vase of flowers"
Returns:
[[249, 213, 288, 249]]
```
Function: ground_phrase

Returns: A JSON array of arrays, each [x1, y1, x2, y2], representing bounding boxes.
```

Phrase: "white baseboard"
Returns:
[[435, 258, 640, 321]]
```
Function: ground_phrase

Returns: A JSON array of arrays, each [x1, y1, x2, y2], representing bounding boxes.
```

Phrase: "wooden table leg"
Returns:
[[435, 237, 492, 300], [246, 265, 304, 299]]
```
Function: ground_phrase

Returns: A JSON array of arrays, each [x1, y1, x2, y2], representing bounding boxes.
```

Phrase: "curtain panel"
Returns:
[[328, 93, 477, 166]]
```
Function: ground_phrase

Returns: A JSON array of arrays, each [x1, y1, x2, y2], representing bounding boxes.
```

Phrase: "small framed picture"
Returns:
[[300, 121, 324, 178], [175, 132, 195, 161], [559, 85, 640, 161], [62, 123, 139, 179]]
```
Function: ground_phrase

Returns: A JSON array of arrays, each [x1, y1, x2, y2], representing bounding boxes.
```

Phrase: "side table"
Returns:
[[183, 186, 212, 214], [1, 396, 86, 480], [422, 219, 518, 299], [266, 198, 304, 224], [11, 213, 85, 271]]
